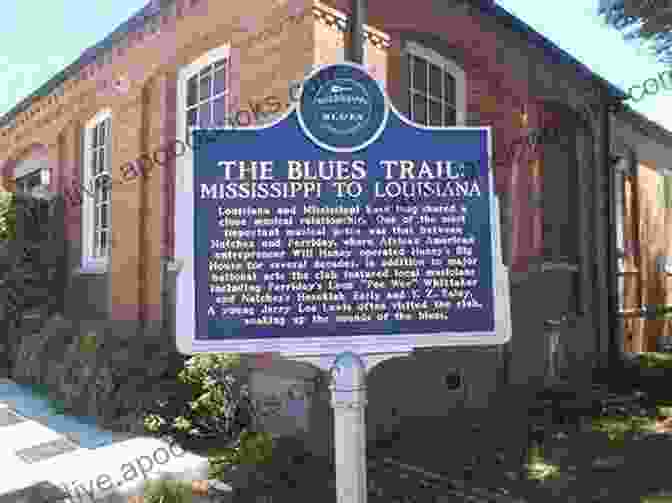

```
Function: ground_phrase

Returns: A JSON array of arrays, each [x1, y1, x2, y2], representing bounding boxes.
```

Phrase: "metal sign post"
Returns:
[[174, 61, 511, 503]]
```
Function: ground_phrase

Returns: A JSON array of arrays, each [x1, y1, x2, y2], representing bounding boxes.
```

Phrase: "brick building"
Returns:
[[611, 107, 672, 354], [0, 0, 649, 457]]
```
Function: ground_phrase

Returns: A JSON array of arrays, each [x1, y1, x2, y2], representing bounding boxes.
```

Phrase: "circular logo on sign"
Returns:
[[297, 63, 388, 152]]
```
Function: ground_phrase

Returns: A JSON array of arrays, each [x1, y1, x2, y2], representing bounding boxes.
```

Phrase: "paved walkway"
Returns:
[[0, 379, 210, 502]]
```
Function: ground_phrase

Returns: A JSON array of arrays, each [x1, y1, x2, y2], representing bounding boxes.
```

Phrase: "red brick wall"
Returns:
[[0, 0, 561, 322]]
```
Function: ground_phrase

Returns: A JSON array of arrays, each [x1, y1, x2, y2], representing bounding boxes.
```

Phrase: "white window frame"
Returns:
[[14, 158, 50, 197], [405, 41, 466, 126], [176, 44, 232, 179], [81, 108, 112, 272], [174, 45, 231, 336], [176, 43, 230, 194]]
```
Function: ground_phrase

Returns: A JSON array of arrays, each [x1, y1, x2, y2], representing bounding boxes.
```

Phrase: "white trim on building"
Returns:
[[81, 108, 112, 273], [405, 40, 466, 127]]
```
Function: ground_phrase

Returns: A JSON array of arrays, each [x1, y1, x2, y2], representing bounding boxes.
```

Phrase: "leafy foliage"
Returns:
[[598, 0, 672, 65], [0, 191, 16, 242], [0, 194, 64, 331], [524, 444, 561, 481], [143, 353, 259, 450], [142, 478, 194, 503], [638, 352, 672, 369], [208, 430, 275, 481], [590, 413, 657, 445]]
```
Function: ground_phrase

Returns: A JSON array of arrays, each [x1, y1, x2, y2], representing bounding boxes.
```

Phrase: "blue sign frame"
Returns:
[[175, 62, 511, 356]]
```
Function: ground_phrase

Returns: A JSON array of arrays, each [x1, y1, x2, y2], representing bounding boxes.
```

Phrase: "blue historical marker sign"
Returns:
[[175, 63, 510, 356]]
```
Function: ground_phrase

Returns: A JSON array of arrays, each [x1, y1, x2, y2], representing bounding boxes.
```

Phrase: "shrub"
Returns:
[[142, 354, 259, 451], [639, 352, 672, 370], [208, 430, 275, 481], [142, 478, 193, 503]]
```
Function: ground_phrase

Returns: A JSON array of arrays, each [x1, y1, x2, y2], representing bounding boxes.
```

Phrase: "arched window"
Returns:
[[538, 102, 583, 265], [405, 41, 466, 126], [13, 145, 51, 197], [82, 109, 112, 269], [177, 44, 231, 143]]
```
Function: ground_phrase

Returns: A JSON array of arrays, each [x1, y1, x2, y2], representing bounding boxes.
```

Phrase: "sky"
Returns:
[[0, 0, 670, 129]]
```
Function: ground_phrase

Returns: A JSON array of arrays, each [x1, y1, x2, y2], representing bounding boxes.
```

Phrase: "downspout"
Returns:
[[631, 151, 644, 351]]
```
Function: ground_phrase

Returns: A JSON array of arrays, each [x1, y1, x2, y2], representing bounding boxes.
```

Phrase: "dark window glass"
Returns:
[[187, 76, 198, 107], [445, 107, 456, 126], [412, 93, 427, 125], [213, 96, 226, 126], [444, 73, 456, 106], [412, 56, 427, 91], [100, 230, 108, 254], [200, 73, 212, 101], [187, 108, 197, 127], [98, 149, 105, 174], [429, 99, 443, 126], [199, 102, 211, 127], [429, 64, 442, 100], [214, 66, 226, 95], [90, 150, 98, 178], [99, 120, 107, 144]]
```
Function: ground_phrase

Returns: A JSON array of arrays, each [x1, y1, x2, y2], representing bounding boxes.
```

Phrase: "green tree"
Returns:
[[599, 0, 672, 64]]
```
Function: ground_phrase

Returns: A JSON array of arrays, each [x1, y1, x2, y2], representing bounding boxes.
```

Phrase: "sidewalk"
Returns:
[[0, 378, 210, 502]]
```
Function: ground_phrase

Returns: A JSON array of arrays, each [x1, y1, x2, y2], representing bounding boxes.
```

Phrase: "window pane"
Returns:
[[429, 99, 443, 126], [96, 231, 103, 257], [214, 66, 226, 95], [199, 102, 211, 128], [199, 73, 212, 101], [101, 230, 108, 254], [101, 177, 110, 202], [444, 73, 456, 106], [94, 204, 100, 228], [412, 55, 427, 92], [99, 120, 107, 144], [92, 126, 99, 148], [412, 93, 427, 125], [95, 177, 105, 201], [187, 108, 198, 128], [429, 64, 442, 100], [90, 150, 98, 178], [98, 148, 105, 174], [187, 76, 198, 107], [101, 203, 108, 228], [213, 96, 226, 126], [445, 106, 456, 126]]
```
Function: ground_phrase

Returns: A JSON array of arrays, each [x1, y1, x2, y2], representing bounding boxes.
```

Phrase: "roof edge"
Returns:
[[1, 0, 629, 131]]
